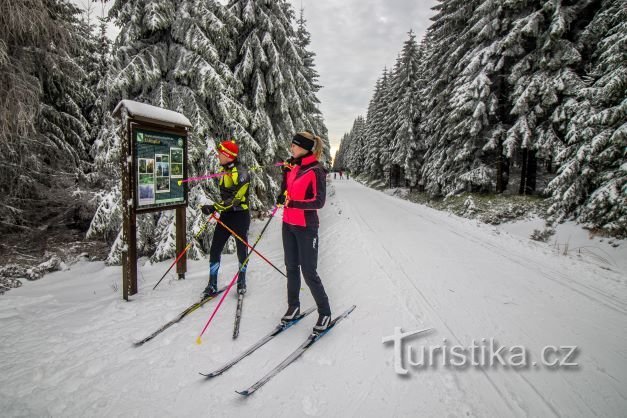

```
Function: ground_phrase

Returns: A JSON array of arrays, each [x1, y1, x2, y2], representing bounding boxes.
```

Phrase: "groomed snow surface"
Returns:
[[1, 180, 626, 417]]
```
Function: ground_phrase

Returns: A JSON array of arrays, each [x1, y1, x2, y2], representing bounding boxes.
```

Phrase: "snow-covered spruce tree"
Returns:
[[89, 0, 250, 264], [504, 0, 598, 195], [227, 0, 329, 197], [74, 3, 105, 138], [295, 10, 326, 133], [294, 7, 331, 165], [0, 0, 94, 231], [420, 0, 482, 197], [333, 133, 350, 171], [65, 8, 115, 232], [377, 66, 399, 185], [362, 69, 393, 181], [295, 8, 321, 98], [39, 0, 94, 173], [387, 31, 423, 188], [361, 76, 381, 179], [437, 0, 516, 195], [301, 11, 331, 165], [344, 116, 367, 175], [85, 15, 113, 147], [86, 9, 120, 245], [547, 0, 626, 237], [406, 38, 430, 190], [430, 0, 551, 195], [82, 9, 113, 175], [0, 1, 45, 229]]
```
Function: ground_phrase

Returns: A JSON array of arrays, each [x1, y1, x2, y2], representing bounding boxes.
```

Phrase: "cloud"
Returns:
[[293, 0, 438, 148]]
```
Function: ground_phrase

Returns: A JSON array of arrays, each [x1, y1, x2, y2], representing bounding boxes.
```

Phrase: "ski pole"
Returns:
[[177, 172, 228, 186], [211, 213, 287, 279], [196, 206, 279, 344], [177, 162, 285, 186], [153, 217, 215, 290]]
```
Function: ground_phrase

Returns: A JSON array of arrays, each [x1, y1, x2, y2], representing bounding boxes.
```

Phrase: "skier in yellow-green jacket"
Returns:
[[200, 140, 251, 297]]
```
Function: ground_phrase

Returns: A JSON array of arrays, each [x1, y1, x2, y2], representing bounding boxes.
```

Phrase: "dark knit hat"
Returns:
[[291, 133, 315, 151]]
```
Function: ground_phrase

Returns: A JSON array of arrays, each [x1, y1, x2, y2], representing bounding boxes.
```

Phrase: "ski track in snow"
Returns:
[[1, 179, 626, 417]]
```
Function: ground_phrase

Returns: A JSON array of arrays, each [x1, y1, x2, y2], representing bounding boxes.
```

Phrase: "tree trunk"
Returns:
[[495, 140, 510, 193], [546, 155, 553, 174], [527, 150, 537, 193], [519, 148, 537, 195]]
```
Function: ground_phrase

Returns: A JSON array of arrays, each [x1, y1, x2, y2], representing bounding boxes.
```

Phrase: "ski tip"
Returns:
[[199, 372, 217, 378], [196, 336, 203, 345], [235, 390, 250, 397], [177, 180, 182, 186], [133, 336, 151, 346]]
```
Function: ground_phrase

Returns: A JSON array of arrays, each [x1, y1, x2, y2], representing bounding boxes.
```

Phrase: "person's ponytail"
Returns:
[[312, 134, 323, 159]]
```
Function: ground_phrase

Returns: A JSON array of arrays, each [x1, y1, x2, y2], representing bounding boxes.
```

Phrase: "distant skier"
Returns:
[[339, 169, 343, 180], [346, 171, 350, 180], [276, 131, 332, 334], [333, 172, 337, 180], [200, 140, 251, 297]]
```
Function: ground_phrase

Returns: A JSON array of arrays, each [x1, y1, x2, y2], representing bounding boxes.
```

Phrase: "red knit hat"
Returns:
[[217, 140, 238, 159]]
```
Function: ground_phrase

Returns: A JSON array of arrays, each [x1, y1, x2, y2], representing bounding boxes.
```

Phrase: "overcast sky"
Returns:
[[73, 0, 439, 154], [291, 0, 438, 154]]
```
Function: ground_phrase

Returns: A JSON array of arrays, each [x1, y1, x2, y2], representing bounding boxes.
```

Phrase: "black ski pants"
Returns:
[[282, 223, 331, 316], [209, 210, 250, 267]]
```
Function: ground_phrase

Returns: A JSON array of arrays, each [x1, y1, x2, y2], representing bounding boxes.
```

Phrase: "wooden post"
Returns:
[[175, 206, 187, 280], [121, 111, 138, 300], [122, 250, 128, 301], [129, 208, 138, 295], [121, 109, 131, 301]]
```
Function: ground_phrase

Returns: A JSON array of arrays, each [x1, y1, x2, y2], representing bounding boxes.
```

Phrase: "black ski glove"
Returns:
[[281, 157, 296, 173], [201, 205, 216, 216]]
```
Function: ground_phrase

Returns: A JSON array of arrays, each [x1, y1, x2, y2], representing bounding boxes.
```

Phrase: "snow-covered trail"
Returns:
[[327, 180, 627, 417], [1, 179, 626, 417]]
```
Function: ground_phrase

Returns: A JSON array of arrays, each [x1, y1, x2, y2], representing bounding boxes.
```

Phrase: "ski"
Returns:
[[199, 306, 316, 378], [134, 286, 227, 346], [232, 292, 245, 339], [235, 305, 357, 396]]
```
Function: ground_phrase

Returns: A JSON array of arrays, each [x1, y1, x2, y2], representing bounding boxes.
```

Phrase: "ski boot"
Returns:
[[313, 313, 332, 335], [281, 305, 300, 324], [202, 283, 218, 299], [237, 270, 246, 295], [202, 264, 219, 299]]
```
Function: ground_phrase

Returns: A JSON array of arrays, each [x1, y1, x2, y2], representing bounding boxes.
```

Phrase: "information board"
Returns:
[[132, 126, 187, 212]]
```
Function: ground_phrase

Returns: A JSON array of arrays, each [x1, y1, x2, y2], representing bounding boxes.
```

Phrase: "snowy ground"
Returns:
[[1, 179, 626, 417]]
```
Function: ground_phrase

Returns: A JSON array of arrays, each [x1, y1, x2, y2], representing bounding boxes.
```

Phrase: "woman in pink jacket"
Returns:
[[276, 132, 331, 334]]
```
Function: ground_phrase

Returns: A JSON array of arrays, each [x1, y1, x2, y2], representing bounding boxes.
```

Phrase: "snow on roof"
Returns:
[[113, 100, 192, 128]]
